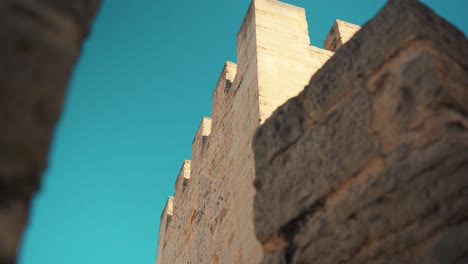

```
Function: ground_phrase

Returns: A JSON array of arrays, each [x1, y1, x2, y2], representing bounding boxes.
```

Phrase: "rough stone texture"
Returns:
[[155, 1, 359, 263], [0, 0, 100, 263], [253, 0, 468, 263]]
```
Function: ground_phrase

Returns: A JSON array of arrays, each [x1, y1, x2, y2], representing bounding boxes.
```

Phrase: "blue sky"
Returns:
[[18, 0, 467, 263]]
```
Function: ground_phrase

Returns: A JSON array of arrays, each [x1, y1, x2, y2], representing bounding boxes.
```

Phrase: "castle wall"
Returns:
[[155, 1, 359, 263], [253, 0, 468, 263]]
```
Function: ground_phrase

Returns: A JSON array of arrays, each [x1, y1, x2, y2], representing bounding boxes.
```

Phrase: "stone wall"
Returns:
[[155, 0, 359, 263], [0, 1, 100, 263], [253, 0, 468, 263]]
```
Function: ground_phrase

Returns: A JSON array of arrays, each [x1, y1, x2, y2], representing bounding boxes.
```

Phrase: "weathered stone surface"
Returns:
[[155, 1, 359, 263], [253, 0, 468, 263], [0, 0, 100, 262]]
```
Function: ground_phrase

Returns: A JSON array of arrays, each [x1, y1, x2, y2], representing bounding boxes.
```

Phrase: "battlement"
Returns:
[[156, 1, 360, 263], [324, 19, 361, 51], [159, 196, 173, 222], [191, 117, 211, 160], [174, 160, 191, 200], [211, 61, 237, 132], [253, 0, 310, 47], [156, 196, 173, 264]]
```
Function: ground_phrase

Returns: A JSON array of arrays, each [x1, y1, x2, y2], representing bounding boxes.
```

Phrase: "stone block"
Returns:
[[252, 0, 468, 263]]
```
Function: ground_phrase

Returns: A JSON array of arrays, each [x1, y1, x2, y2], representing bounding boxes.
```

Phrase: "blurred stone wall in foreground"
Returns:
[[0, 1, 100, 263]]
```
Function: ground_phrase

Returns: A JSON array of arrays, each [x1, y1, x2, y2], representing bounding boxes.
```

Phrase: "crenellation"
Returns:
[[324, 19, 361, 52], [161, 197, 173, 223], [254, 0, 310, 46], [156, 196, 174, 264], [191, 117, 212, 162], [235, 2, 257, 83], [211, 61, 237, 132], [174, 160, 191, 200]]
